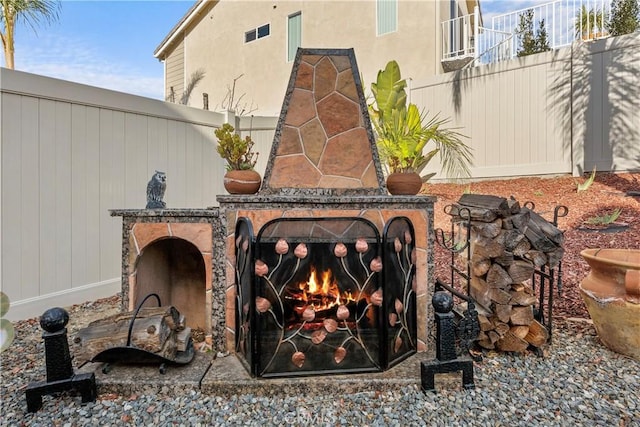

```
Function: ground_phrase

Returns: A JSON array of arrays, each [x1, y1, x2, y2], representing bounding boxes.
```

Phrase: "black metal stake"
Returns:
[[421, 291, 475, 392], [25, 307, 97, 412]]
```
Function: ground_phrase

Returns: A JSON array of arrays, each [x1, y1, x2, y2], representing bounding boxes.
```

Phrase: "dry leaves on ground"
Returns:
[[425, 172, 640, 319]]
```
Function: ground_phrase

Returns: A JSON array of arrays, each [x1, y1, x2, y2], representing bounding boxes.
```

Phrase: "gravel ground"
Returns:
[[2, 174, 639, 426], [1, 299, 638, 426]]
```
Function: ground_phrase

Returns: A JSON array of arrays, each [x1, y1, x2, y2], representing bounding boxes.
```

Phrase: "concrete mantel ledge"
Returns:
[[110, 209, 220, 218], [216, 194, 437, 207]]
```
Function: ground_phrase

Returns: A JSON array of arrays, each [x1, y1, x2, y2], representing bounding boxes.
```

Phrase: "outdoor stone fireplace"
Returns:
[[217, 48, 435, 377], [112, 48, 435, 377]]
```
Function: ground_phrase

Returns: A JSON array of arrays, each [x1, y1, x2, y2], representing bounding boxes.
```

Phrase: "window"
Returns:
[[377, 0, 397, 35], [245, 23, 270, 43], [257, 24, 270, 38], [245, 30, 257, 43], [287, 12, 302, 62]]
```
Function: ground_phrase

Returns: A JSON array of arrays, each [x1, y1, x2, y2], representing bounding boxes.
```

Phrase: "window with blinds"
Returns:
[[377, 0, 397, 35], [287, 12, 302, 62], [245, 23, 270, 43]]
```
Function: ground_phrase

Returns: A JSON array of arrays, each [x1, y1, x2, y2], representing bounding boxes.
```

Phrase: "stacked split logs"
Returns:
[[72, 306, 191, 364], [449, 194, 564, 352]]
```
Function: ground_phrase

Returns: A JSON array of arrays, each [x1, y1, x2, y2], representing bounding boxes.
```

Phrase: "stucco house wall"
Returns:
[[156, 0, 476, 115]]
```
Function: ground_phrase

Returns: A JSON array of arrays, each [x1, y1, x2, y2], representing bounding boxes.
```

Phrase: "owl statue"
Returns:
[[146, 171, 167, 209]]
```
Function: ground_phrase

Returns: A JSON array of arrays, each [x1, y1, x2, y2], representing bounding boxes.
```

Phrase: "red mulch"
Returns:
[[425, 172, 640, 320]]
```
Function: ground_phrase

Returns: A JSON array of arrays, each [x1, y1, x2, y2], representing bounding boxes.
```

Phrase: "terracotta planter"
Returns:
[[223, 170, 261, 194], [580, 248, 640, 360], [386, 172, 422, 195]]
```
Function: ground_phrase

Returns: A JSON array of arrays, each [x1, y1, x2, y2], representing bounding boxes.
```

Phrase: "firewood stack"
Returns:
[[449, 194, 564, 353], [72, 306, 191, 364]]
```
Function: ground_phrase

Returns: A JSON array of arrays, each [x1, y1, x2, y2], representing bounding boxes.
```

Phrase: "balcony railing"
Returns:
[[441, 0, 612, 69], [441, 12, 477, 60]]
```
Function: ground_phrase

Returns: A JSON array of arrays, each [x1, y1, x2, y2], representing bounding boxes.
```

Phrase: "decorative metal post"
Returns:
[[25, 307, 97, 412], [421, 291, 475, 392]]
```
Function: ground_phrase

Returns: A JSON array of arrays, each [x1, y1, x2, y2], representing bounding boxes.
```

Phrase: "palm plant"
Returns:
[[1, 0, 60, 69], [179, 68, 206, 105], [575, 5, 607, 40], [167, 68, 206, 105], [369, 60, 472, 182]]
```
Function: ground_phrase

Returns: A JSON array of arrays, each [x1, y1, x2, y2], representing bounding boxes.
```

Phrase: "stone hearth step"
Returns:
[[78, 352, 457, 397]]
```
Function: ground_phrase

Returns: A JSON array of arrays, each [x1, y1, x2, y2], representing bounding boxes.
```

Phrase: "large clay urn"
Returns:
[[223, 170, 261, 194], [580, 248, 640, 360], [386, 172, 422, 195]]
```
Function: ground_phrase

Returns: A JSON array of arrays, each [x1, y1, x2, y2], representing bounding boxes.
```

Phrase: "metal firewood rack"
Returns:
[[91, 293, 194, 374], [434, 201, 568, 349]]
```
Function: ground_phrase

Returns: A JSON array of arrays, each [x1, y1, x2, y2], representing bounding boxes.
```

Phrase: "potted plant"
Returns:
[[215, 123, 261, 194], [579, 248, 640, 360], [369, 60, 473, 195]]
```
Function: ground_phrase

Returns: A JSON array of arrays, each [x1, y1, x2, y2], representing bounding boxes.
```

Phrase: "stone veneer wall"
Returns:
[[261, 48, 386, 195], [216, 195, 436, 355], [110, 209, 224, 349]]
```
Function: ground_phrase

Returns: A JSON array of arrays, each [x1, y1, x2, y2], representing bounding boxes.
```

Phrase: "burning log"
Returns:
[[453, 194, 564, 352]]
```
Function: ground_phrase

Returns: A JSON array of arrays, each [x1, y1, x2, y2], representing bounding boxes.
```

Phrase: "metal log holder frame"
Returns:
[[434, 206, 480, 354], [524, 203, 568, 341], [422, 201, 568, 392], [90, 293, 195, 374], [434, 202, 569, 350]]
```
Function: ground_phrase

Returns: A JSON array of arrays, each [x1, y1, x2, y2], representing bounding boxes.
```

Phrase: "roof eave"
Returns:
[[153, 0, 212, 60]]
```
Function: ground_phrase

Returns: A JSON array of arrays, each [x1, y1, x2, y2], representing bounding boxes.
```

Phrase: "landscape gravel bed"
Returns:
[[2, 173, 638, 426], [1, 299, 638, 426]]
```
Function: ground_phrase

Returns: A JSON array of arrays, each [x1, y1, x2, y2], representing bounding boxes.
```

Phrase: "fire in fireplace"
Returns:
[[235, 216, 416, 377], [287, 265, 358, 314]]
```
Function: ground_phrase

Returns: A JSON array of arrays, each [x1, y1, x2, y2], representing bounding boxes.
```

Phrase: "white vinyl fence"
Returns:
[[1, 33, 638, 320], [413, 33, 640, 180], [0, 68, 276, 320]]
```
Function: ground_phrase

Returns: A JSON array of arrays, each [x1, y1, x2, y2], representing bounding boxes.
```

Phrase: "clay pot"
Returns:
[[580, 248, 640, 360], [386, 172, 422, 195], [223, 170, 261, 194]]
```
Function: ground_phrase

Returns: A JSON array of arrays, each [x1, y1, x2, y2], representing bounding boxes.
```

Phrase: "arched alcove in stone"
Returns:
[[134, 238, 207, 331]]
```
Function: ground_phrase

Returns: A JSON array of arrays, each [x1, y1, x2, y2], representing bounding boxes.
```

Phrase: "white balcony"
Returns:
[[441, 0, 613, 70]]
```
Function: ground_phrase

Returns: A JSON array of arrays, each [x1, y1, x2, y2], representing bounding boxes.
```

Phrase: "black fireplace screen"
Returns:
[[234, 216, 416, 378]]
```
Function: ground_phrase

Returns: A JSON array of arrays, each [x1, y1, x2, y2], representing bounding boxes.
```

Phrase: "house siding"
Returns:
[[159, 0, 467, 115], [165, 38, 185, 102]]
